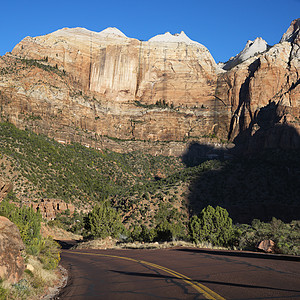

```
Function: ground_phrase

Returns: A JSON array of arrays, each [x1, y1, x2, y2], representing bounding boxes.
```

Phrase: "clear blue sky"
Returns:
[[1, 0, 299, 63]]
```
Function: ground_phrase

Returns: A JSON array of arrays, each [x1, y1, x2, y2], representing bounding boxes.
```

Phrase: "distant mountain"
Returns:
[[0, 19, 298, 156]]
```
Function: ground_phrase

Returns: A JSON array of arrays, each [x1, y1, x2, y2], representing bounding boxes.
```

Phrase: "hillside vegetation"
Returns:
[[0, 122, 299, 255], [0, 122, 183, 205]]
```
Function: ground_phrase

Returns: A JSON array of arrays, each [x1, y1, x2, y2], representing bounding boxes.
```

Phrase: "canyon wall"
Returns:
[[0, 20, 299, 155]]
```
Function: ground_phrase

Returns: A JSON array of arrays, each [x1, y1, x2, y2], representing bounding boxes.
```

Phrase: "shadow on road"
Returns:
[[56, 240, 79, 250], [109, 270, 300, 293], [174, 248, 300, 262]]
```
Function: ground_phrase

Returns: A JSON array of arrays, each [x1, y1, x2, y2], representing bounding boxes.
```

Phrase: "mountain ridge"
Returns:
[[0, 19, 299, 156]]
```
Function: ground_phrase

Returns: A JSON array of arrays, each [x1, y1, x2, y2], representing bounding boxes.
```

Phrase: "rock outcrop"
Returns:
[[0, 19, 298, 155], [222, 37, 269, 70], [257, 240, 276, 253], [0, 178, 13, 201], [30, 199, 75, 220], [0, 216, 25, 283]]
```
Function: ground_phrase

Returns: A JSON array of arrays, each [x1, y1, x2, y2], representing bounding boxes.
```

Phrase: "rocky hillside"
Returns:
[[0, 19, 298, 155], [0, 122, 299, 225]]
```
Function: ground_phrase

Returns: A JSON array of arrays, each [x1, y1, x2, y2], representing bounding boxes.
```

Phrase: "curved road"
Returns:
[[57, 246, 300, 299]]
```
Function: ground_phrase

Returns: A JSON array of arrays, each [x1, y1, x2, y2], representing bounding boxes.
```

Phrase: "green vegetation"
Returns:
[[84, 202, 125, 239], [128, 203, 186, 242], [0, 122, 182, 203], [0, 199, 61, 299], [0, 199, 60, 270], [189, 205, 234, 246], [17, 57, 66, 77], [235, 218, 300, 255], [134, 99, 175, 110], [0, 121, 298, 256]]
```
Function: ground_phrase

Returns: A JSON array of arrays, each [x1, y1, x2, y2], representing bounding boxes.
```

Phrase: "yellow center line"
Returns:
[[66, 250, 225, 300]]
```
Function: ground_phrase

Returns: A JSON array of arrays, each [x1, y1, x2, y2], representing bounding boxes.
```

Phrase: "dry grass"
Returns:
[[41, 223, 83, 241], [74, 238, 227, 251], [0, 256, 64, 300]]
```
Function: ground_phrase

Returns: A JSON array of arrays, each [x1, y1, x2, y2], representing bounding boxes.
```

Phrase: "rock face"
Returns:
[[0, 178, 13, 201], [223, 37, 269, 70], [0, 216, 25, 283], [0, 20, 299, 155], [30, 199, 75, 220]]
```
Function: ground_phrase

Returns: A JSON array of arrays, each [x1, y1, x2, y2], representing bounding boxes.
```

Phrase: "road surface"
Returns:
[[57, 246, 300, 299]]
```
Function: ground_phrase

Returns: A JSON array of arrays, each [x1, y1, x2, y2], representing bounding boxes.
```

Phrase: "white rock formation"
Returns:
[[223, 37, 269, 70], [148, 31, 200, 45], [98, 27, 127, 38]]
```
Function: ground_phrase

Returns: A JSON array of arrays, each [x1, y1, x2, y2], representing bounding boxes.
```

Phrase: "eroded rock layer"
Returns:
[[0, 20, 299, 155]]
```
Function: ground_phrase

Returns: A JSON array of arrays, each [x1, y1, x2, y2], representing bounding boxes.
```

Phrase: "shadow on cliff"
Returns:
[[184, 102, 300, 224], [181, 142, 228, 167]]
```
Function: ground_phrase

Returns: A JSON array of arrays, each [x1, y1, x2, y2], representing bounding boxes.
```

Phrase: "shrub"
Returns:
[[0, 199, 42, 248], [234, 218, 300, 255], [130, 224, 156, 242], [189, 205, 234, 246], [154, 203, 186, 241], [0, 280, 8, 300], [0, 200, 60, 269], [38, 237, 61, 270], [84, 202, 125, 239]]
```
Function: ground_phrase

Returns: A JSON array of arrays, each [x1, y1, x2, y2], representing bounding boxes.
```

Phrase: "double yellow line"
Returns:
[[67, 250, 225, 300]]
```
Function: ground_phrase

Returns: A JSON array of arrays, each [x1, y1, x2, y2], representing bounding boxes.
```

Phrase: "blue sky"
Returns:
[[1, 0, 299, 62]]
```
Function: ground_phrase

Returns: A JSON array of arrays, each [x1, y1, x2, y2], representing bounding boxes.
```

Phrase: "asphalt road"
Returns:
[[57, 246, 300, 300]]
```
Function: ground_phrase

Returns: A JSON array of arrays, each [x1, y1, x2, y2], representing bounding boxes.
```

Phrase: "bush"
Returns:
[[84, 202, 125, 239], [0, 199, 42, 248], [0, 280, 8, 300], [38, 237, 61, 270], [153, 203, 186, 242], [129, 224, 156, 242], [234, 218, 300, 255], [0, 200, 60, 269], [189, 205, 234, 247]]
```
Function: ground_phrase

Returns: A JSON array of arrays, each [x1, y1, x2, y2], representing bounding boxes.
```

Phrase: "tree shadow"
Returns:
[[109, 270, 300, 293], [184, 102, 300, 223], [181, 141, 227, 167], [174, 248, 300, 262]]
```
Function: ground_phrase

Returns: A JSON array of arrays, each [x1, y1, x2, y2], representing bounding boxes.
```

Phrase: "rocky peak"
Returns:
[[223, 37, 269, 70], [51, 26, 128, 41], [1, 20, 299, 155], [148, 31, 201, 45], [98, 27, 127, 38], [280, 18, 300, 43]]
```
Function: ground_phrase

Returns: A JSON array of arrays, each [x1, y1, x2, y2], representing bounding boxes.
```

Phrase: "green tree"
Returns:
[[154, 203, 185, 241], [189, 205, 234, 246], [84, 202, 125, 239]]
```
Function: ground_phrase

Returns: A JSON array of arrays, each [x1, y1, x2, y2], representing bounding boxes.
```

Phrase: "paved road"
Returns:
[[57, 246, 300, 300]]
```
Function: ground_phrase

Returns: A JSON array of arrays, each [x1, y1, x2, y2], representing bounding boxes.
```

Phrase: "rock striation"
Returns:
[[0, 216, 25, 283], [0, 19, 299, 155]]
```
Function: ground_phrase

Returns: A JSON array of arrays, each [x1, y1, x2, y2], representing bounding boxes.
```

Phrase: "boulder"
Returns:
[[0, 216, 25, 283], [257, 240, 275, 253]]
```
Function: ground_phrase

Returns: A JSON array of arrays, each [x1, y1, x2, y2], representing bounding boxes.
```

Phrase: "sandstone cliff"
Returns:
[[0, 20, 299, 155], [0, 216, 25, 284]]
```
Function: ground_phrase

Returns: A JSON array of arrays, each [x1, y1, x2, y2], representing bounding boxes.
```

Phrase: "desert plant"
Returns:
[[189, 205, 234, 246], [84, 202, 125, 239], [0, 200, 61, 269]]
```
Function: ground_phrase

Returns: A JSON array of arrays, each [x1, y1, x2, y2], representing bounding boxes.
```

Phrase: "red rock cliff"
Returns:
[[0, 20, 299, 154]]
